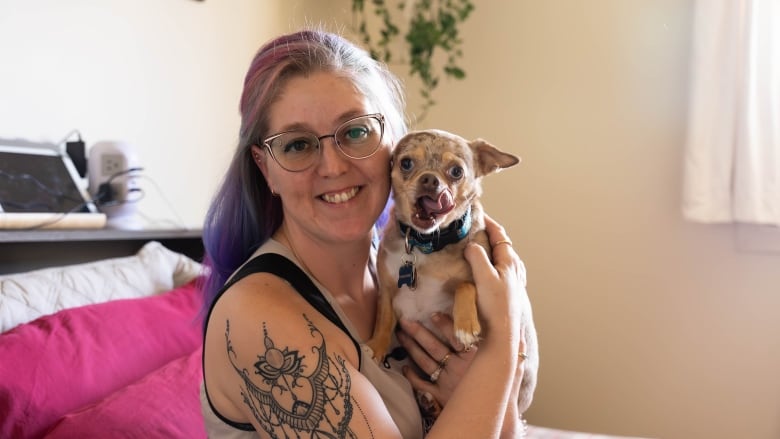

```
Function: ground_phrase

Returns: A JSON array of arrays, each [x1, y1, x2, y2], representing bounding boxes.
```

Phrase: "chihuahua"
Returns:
[[367, 129, 538, 413]]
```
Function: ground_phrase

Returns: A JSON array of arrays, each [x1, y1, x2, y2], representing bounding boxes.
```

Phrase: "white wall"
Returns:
[[0, 0, 277, 228]]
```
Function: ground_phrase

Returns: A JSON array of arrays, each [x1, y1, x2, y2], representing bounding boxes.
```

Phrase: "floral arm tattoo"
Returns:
[[225, 314, 373, 439]]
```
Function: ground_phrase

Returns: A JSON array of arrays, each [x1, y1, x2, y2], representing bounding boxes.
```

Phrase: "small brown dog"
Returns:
[[367, 128, 538, 413]]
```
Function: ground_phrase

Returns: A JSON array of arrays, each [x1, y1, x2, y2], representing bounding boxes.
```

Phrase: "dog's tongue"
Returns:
[[420, 191, 455, 216]]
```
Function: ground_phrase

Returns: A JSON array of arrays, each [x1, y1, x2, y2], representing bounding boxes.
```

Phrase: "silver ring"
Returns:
[[430, 365, 443, 383]]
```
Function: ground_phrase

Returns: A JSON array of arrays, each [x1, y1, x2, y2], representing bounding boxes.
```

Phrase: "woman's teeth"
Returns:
[[321, 187, 359, 204]]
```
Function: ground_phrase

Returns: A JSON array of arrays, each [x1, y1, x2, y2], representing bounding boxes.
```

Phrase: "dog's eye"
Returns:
[[448, 165, 464, 180], [399, 158, 414, 172]]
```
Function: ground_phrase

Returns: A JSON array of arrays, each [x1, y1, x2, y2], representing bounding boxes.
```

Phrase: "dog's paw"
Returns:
[[454, 325, 481, 349], [365, 337, 390, 363]]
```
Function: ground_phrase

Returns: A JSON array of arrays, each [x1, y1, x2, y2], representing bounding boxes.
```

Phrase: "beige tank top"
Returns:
[[200, 239, 424, 438]]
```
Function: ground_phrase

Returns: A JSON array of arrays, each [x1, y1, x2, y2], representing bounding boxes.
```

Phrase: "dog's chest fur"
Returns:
[[377, 204, 489, 337]]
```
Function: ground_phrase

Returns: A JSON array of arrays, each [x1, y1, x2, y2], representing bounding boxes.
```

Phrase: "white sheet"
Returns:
[[0, 241, 201, 333]]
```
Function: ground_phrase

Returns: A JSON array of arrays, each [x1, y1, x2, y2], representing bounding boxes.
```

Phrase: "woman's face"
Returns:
[[254, 71, 392, 244]]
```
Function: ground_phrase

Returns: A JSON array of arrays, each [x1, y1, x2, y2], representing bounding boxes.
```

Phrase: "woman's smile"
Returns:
[[319, 186, 361, 204]]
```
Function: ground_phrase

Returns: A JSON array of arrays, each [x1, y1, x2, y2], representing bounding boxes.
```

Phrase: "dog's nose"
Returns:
[[420, 173, 440, 190]]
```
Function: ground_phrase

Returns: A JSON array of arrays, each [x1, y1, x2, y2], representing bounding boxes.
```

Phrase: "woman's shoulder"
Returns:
[[208, 269, 359, 366], [203, 274, 362, 435]]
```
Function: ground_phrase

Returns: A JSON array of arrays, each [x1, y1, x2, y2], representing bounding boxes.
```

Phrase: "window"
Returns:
[[683, 0, 779, 226]]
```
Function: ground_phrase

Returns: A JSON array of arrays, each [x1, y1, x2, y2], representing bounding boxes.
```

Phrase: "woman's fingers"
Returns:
[[397, 318, 467, 373], [397, 318, 478, 407], [482, 214, 526, 284], [430, 313, 468, 353], [464, 215, 527, 347], [397, 320, 441, 376]]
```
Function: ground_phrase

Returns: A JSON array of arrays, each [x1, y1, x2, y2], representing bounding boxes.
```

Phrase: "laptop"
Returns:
[[0, 139, 105, 229]]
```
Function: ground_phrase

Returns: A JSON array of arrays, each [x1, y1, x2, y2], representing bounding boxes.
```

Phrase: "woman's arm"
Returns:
[[203, 274, 404, 439]]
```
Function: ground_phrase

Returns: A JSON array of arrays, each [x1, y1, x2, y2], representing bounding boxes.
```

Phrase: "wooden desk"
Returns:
[[0, 229, 203, 275]]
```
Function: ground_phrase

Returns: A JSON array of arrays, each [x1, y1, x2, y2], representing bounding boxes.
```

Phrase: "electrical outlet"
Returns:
[[101, 153, 125, 177]]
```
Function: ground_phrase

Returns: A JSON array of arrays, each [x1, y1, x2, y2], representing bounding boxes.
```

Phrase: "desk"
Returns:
[[0, 229, 203, 275]]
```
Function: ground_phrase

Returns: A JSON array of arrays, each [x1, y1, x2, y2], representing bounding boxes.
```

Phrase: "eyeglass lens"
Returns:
[[265, 114, 383, 171]]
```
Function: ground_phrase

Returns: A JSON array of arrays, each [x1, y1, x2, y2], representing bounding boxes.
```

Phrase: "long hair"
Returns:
[[200, 29, 406, 317]]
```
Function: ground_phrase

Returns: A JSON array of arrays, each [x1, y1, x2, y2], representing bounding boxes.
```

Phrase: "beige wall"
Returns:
[[291, 1, 780, 438], [432, 2, 780, 439]]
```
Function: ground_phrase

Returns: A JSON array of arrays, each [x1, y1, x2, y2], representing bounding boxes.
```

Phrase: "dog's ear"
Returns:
[[470, 139, 521, 177]]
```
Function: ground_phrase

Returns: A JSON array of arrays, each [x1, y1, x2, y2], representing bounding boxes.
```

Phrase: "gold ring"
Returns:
[[438, 352, 452, 368], [518, 352, 529, 361], [430, 365, 443, 383], [493, 239, 513, 247]]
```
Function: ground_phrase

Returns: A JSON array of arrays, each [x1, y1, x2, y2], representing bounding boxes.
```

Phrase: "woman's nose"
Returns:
[[316, 137, 350, 176]]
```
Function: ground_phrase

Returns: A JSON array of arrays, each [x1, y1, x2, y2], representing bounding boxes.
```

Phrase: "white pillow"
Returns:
[[0, 241, 202, 333]]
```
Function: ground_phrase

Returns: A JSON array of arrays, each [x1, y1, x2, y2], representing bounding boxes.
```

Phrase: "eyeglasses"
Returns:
[[262, 113, 385, 172]]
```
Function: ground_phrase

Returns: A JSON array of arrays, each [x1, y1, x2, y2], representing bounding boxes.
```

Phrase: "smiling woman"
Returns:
[[199, 28, 537, 439]]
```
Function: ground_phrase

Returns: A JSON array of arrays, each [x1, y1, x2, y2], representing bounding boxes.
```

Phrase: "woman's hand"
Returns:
[[397, 314, 477, 408], [465, 215, 526, 349]]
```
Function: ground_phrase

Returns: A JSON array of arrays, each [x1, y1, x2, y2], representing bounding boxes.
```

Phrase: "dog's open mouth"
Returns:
[[412, 190, 455, 229]]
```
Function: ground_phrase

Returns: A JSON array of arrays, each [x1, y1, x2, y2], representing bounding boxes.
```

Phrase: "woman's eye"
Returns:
[[448, 165, 464, 179], [283, 139, 312, 154], [399, 158, 414, 171], [343, 125, 369, 141]]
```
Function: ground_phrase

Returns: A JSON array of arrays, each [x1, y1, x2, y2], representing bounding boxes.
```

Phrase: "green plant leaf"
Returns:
[[351, 0, 474, 122]]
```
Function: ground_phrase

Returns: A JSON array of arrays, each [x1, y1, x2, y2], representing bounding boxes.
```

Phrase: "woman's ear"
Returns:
[[251, 145, 267, 173], [251, 145, 275, 190]]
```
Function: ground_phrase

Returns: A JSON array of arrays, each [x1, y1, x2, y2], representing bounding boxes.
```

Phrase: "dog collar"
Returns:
[[399, 207, 472, 254]]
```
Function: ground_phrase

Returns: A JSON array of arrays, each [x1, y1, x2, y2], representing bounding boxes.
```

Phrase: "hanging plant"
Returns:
[[352, 0, 475, 121]]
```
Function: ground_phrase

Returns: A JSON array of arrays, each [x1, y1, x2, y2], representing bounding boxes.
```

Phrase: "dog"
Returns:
[[367, 128, 538, 414]]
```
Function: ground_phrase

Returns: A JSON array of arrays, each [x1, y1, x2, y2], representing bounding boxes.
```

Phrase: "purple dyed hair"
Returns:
[[199, 30, 406, 319]]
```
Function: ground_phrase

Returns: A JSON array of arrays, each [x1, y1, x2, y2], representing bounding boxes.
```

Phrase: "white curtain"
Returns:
[[683, 0, 780, 225]]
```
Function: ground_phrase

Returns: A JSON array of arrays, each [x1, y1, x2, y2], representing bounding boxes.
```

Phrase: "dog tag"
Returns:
[[397, 261, 417, 290]]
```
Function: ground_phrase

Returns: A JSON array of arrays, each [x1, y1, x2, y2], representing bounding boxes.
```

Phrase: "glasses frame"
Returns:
[[261, 113, 386, 172]]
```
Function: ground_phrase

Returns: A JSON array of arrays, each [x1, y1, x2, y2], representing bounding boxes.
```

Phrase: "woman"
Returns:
[[200, 29, 530, 438]]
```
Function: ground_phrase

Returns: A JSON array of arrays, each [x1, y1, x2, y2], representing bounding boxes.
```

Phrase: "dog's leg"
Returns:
[[366, 283, 397, 361], [452, 282, 481, 348]]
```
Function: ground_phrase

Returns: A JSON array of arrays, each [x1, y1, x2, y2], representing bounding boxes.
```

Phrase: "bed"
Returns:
[[0, 240, 647, 438]]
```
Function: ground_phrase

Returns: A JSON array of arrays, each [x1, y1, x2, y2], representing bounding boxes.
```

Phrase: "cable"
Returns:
[[3, 164, 190, 231], [91, 167, 144, 205], [106, 167, 144, 184], [88, 168, 189, 229], [16, 199, 96, 231], [13, 169, 144, 230], [0, 170, 86, 211], [133, 174, 188, 230]]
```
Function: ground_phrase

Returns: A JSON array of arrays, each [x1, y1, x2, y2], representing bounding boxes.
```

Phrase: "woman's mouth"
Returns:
[[320, 186, 360, 204]]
